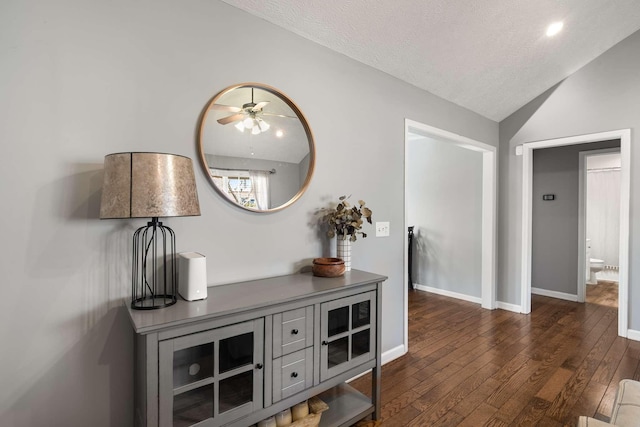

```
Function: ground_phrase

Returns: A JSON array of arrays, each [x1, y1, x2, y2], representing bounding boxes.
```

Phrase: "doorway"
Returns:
[[580, 148, 621, 308], [520, 129, 630, 337], [403, 119, 496, 350]]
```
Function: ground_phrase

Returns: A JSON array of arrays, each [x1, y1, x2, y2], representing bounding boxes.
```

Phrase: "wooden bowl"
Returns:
[[312, 257, 345, 277]]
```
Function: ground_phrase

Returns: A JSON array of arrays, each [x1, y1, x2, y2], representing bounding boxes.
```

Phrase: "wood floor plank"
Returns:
[[406, 362, 501, 425], [448, 377, 502, 418], [592, 336, 629, 385], [596, 343, 640, 418], [379, 403, 421, 426], [347, 288, 639, 426], [509, 396, 550, 426], [453, 402, 498, 427], [570, 379, 608, 424], [546, 309, 618, 423], [380, 376, 420, 406], [486, 357, 540, 409], [560, 307, 617, 372], [411, 358, 468, 398], [378, 389, 421, 422], [537, 415, 565, 426], [535, 367, 574, 402]]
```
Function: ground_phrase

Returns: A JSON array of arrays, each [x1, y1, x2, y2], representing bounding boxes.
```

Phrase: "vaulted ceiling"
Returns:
[[221, 0, 640, 121]]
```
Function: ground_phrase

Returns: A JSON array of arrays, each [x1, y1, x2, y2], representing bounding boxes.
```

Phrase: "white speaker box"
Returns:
[[178, 252, 207, 301]]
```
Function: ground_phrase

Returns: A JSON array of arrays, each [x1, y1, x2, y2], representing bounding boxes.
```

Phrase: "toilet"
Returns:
[[588, 258, 605, 285]]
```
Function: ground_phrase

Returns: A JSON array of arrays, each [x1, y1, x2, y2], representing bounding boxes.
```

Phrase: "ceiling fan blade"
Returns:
[[262, 112, 297, 119], [212, 104, 241, 112], [251, 101, 270, 112], [217, 113, 245, 125]]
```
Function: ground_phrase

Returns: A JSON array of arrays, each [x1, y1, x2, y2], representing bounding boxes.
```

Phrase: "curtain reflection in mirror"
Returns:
[[249, 170, 270, 210]]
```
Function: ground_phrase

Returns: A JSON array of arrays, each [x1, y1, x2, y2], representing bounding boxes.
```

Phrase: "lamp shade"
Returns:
[[100, 152, 201, 219]]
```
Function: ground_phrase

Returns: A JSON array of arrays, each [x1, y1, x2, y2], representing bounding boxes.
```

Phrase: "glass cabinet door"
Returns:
[[158, 319, 264, 427], [320, 291, 376, 381]]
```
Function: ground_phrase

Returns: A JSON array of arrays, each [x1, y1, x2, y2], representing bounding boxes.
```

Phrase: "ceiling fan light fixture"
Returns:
[[243, 117, 254, 129], [219, 87, 274, 135], [257, 118, 270, 132]]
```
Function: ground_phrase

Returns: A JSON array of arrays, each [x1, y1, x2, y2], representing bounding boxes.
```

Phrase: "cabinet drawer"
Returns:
[[273, 306, 313, 358], [272, 347, 313, 402]]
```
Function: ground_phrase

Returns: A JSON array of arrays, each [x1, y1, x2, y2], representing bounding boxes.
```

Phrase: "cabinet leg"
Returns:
[[372, 366, 381, 420]]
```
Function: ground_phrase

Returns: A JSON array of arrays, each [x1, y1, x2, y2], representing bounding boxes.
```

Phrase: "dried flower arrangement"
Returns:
[[320, 195, 373, 242]]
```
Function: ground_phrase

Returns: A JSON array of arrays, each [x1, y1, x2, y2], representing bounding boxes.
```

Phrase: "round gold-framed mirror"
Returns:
[[198, 83, 315, 212]]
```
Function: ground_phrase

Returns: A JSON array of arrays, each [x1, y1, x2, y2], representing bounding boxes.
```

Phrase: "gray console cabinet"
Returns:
[[126, 269, 386, 427]]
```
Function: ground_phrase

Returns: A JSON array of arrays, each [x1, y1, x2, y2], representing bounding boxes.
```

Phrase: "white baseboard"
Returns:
[[414, 284, 482, 305], [496, 301, 522, 313], [627, 329, 640, 342], [382, 344, 406, 365], [531, 287, 578, 302], [347, 344, 407, 382]]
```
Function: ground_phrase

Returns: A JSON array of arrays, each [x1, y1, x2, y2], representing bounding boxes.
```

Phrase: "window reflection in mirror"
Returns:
[[198, 83, 315, 212]]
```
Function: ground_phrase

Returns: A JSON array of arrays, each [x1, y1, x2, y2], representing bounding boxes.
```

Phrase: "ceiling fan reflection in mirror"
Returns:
[[212, 88, 296, 135], [213, 87, 272, 135]]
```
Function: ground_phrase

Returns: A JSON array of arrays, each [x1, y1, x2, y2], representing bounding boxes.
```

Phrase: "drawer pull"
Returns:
[[255, 363, 263, 370], [322, 341, 328, 346], [291, 328, 299, 335], [291, 372, 298, 378]]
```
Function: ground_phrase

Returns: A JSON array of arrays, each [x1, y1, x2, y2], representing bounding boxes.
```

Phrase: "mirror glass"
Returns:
[[198, 83, 315, 212]]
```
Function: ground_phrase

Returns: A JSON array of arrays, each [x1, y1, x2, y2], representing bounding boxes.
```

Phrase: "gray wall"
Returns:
[[407, 136, 483, 298], [499, 29, 640, 324], [0, 0, 497, 425], [531, 141, 620, 295]]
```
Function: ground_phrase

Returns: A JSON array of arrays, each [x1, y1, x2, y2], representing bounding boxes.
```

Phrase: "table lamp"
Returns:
[[100, 152, 201, 309]]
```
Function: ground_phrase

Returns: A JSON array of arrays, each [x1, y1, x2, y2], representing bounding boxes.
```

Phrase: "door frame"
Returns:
[[404, 119, 497, 349], [520, 129, 630, 337]]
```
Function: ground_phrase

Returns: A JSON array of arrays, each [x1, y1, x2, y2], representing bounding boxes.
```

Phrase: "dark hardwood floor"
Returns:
[[350, 286, 639, 426], [586, 281, 618, 308]]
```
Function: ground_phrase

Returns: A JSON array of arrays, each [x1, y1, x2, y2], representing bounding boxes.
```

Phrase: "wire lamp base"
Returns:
[[132, 217, 178, 310]]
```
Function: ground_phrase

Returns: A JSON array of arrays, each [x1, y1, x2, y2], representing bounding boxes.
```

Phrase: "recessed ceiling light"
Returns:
[[546, 21, 564, 37]]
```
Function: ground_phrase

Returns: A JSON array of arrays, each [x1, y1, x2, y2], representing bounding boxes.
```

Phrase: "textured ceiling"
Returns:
[[221, 0, 640, 121]]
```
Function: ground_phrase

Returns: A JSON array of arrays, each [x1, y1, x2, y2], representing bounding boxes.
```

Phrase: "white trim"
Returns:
[[578, 152, 586, 303], [346, 344, 407, 382], [381, 344, 407, 365], [521, 145, 533, 314], [404, 119, 498, 357], [620, 134, 631, 337], [627, 330, 640, 342], [414, 284, 483, 305], [578, 148, 621, 304], [481, 150, 497, 310], [520, 129, 631, 337], [531, 287, 578, 302], [496, 301, 522, 313]]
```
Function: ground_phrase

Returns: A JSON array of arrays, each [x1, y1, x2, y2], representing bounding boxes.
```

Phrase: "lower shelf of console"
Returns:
[[317, 383, 374, 427]]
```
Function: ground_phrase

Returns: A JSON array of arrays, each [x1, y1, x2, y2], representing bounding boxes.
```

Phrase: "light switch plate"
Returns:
[[376, 222, 390, 237]]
